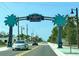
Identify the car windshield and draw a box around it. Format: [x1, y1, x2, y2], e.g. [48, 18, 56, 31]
[16, 41, 25, 43]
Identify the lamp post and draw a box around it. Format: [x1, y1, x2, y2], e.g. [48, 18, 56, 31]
[71, 8, 79, 48]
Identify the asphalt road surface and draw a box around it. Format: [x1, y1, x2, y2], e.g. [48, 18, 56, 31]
[23, 45, 57, 56]
[0, 43, 57, 56]
[0, 46, 33, 56]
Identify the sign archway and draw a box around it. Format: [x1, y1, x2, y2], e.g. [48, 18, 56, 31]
[4, 13, 68, 48]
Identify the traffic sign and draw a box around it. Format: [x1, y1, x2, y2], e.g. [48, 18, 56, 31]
[27, 13, 44, 22]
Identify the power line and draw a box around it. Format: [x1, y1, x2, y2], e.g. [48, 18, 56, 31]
[2, 2, 14, 13]
[1, 2, 15, 14]
[0, 3, 11, 14]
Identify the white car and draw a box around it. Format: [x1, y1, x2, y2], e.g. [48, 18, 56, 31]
[12, 40, 29, 50]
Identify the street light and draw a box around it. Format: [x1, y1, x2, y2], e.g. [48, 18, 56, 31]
[71, 8, 79, 48]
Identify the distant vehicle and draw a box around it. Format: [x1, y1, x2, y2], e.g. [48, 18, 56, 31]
[32, 42, 38, 46]
[12, 40, 29, 50]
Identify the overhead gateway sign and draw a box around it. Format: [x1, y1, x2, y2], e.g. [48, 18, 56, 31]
[27, 13, 44, 22]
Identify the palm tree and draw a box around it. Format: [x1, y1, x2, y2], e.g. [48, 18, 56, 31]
[4, 14, 17, 47]
[53, 14, 68, 48]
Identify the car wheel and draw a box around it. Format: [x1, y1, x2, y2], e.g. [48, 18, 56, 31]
[26, 48, 28, 50]
[12, 49, 15, 51]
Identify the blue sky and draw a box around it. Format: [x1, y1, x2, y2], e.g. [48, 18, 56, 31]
[0, 2, 79, 41]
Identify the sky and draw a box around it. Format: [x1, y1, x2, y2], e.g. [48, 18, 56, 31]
[0, 2, 79, 41]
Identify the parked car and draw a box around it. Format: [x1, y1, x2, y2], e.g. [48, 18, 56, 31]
[12, 40, 29, 50]
[32, 42, 38, 46]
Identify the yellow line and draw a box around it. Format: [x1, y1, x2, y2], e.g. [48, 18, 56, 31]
[16, 46, 39, 56]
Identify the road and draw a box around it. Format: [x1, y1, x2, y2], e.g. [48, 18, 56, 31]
[0, 45, 34, 56]
[23, 45, 57, 56]
[0, 42, 57, 56]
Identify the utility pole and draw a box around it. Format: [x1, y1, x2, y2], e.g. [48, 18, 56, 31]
[21, 26, 23, 40]
[26, 24, 28, 35]
[17, 21, 20, 40]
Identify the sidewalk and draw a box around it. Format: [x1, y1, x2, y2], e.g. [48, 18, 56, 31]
[0, 47, 10, 51]
[48, 42, 65, 56]
[48, 42, 79, 56]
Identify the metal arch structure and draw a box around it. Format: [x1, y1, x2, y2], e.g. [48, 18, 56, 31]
[16, 14, 54, 45]
[16, 16, 53, 22]
[16, 14, 53, 44]
[5, 13, 67, 48]
[16, 13, 67, 48]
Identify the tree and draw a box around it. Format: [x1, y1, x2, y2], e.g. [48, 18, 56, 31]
[17, 34, 30, 40]
[48, 16, 77, 46]
[47, 26, 58, 43]
[31, 35, 43, 42]
[0, 40, 6, 45]
[0, 32, 9, 38]
[38, 37, 43, 42]
[26, 35, 30, 39]
[4, 14, 17, 47]
[64, 17, 77, 45]
[47, 36, 52, 42]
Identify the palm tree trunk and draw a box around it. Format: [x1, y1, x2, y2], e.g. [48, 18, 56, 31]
[58, 26, 63, 48]
[8, 26, 13, 47]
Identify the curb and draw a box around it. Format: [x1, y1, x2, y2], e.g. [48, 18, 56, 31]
[48, 42, 65, 56]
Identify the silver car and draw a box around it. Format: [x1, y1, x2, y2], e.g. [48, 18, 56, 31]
[12, 40, 29, 50]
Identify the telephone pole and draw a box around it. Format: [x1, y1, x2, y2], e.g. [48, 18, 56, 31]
[26, 24, 28, 35]
[17, 21, 20, 40]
